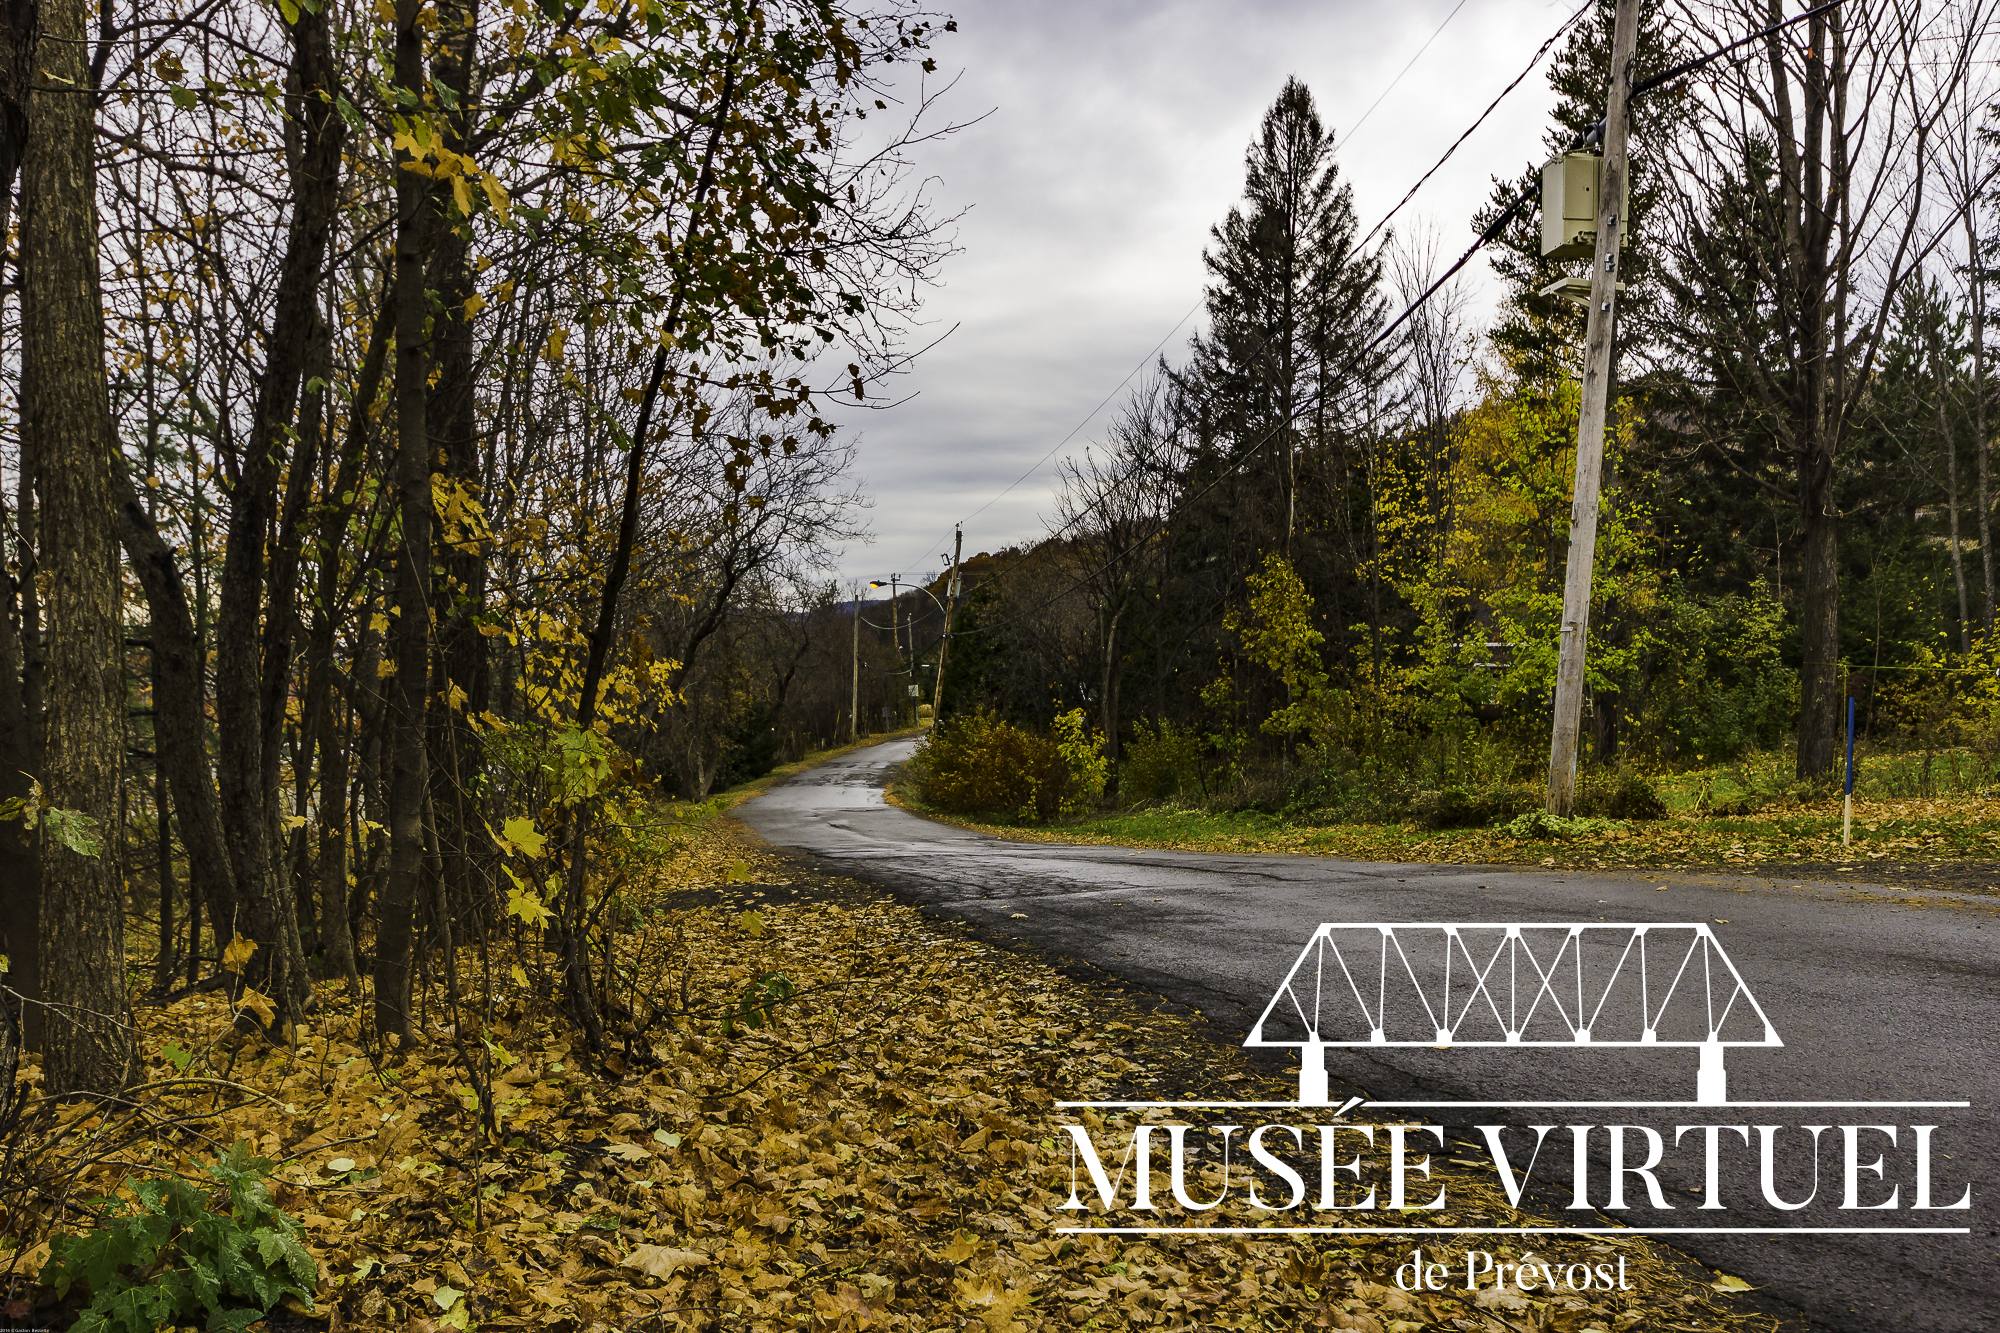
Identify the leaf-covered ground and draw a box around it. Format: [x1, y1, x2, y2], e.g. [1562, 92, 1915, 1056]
[908, 792, 2000, 891]
[6, 811, 1784, 1333]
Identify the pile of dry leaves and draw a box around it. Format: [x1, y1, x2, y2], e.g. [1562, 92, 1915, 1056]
[1, 816, 1776, 1333]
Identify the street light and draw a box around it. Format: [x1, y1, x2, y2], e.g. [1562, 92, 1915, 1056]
[873, 578, 949, 621]
[869, 576, 951, 728]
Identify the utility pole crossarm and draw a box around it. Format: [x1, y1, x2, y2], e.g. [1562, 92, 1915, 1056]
[1547, 0, 1640, 817]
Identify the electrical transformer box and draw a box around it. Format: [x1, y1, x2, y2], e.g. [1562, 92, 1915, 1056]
[1540, 152, 1624, 260]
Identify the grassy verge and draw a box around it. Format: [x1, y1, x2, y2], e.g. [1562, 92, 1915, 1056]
[1652, 744, 2000, 809]
[891, 781, 2000, 886]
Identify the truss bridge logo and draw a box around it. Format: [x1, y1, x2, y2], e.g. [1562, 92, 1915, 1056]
[1251, 923, 1776, 1106]
[1052, 921, 1974, 1241]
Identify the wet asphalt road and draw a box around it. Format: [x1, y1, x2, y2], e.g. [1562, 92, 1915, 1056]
[735, 740, 1999, 1333]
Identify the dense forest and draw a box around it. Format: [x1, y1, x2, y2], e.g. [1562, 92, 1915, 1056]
[915, 0, 2000, 823]
[0, 0, 961, 1098]
[0, 0, 1995, 1106]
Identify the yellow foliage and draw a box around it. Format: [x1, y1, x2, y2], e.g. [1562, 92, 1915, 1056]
[493, 815, 547, 858]
[431, 474, 492, 554]
[221, 934, 257, 974]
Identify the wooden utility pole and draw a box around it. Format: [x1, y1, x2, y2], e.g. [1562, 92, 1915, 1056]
[850, 584, 860, 742]
[933, 527, 964, 723]
[1547, 0, 1640, 816]
[889, 574, 903, 727]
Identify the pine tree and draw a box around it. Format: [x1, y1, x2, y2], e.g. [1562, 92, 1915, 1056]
[1179, 77, 1387, 559]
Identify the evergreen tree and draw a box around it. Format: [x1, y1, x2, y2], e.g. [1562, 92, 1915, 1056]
[1178, 77, 1387, 559]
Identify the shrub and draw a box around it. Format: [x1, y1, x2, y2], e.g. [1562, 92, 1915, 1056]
[1050, 708, 1109, 814]
[1577, 769, 1668, 821]
[40, 1140, 317, 1333]
[912, 708, 1068, 822]
[1498, 810, 1619, 841]
[1122, 718, 1205, 803]
[1410, 784, 1540, 830]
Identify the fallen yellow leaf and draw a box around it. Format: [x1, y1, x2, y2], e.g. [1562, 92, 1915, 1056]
[236, 987, 275, 1027]
[622, 1245, 712, 1280]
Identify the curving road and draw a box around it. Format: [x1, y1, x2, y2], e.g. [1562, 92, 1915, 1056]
[735, 739, 1998, 1333]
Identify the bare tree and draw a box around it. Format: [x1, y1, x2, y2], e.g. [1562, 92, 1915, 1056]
[1656, 0, 1993, 777]
[1052, 370, 1190, 768]
[1386, 227, 1477, 570]
[1938, 40, 2000, 631]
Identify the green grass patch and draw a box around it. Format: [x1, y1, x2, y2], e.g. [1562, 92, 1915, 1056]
[897, 786, 2000, 876]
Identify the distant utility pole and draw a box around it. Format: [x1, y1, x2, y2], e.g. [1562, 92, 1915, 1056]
[889, 573, 903, 727]
[933, 527, 964, 722]
[849, 583, 860, 743]
[1547, 0, 1640, 817]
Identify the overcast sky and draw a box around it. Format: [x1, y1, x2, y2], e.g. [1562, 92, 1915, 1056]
[827, 0, 1589, 594]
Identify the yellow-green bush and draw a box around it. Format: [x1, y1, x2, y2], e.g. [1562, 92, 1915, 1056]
[1050, 707, 1108, 814]
[912, 708, 1107, 822]
[1122, 717, 1205, 802]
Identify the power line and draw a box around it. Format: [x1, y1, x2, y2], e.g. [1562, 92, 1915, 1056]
[1368, 0, 1848, 356]
[909, 11, 1596, 614]
[908, 0, 1855, 603]
[951, 0, 1862, 642]
[1354, 0, 1593, 255]
[955, 303, 1202, 533]
[947, 362, 1382, 642]
[913, 0, 1579, 602]
[886, 0, 1512, 583]
[1630, 0, 1842, 99]
[1341, 0, 1476, 147]
[874, 302, 1201, 594]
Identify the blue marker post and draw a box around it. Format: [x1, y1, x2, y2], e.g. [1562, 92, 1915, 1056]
[1842, 694, 1857, 847]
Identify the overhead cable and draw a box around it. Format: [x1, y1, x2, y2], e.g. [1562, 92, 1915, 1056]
[914, 7, 1598, 615]
[950, 0, 1858, 641]
[890, 0, 1513, 580]
[1354, 0, 1595, 255]
[1341, 0, 1476, 148]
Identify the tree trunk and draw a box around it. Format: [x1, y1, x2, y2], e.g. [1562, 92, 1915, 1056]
[153, 762, 174, 994]
[24, 0, 133, 1094]
[270, 311, 331, 948]
[209, 2, 346, 1027]
[427, 0, 495, 936]
[1939, 346, 1971, 652]
[1795, 306, 1837, 777]
[112, 466, 237, 934]
[1770, 1, 1842, 783]
[1100, 604, 1123, 765]
[1969, 206, 1994, 634]
[308, 278, 391, 988]
[1796, 470, 1841, 779]
[375, 0, 435, 1044]
[0, 0, 41, 1056]
[0, 484, 38, 1051]
[315, 660, 357, 985]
